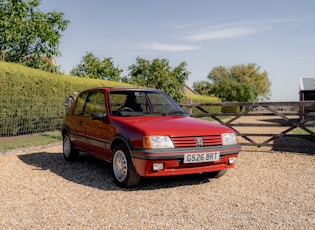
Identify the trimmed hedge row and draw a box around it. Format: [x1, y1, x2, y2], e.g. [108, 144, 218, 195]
[0, 96, 64, 136]
[182, 94, 222, 114]
[0, 62, 131, 136]
[0, 62, 222, 136]
[0, 62, 131, 98]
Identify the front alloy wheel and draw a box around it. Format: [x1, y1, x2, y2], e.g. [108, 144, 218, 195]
[112, 144, 140, 188]
[113, 150, 128, 182]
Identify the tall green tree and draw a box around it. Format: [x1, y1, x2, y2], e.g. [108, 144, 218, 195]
[209, 77, 258, 102]
[70, 52, 123, 81]
[194, 63, 271, 102]
[0, 0, 69, 72]
[193, 81, 213, 95]
[128, 57, 190, 102]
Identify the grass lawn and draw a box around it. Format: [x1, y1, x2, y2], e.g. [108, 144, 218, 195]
[0, 131, 62, 152]
[293, 127, 315, 142]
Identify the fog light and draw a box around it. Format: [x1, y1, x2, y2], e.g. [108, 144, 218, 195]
[228, 157, 237, 164]
[152, 163, 164, 171]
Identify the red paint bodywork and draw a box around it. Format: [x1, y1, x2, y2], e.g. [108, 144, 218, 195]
[62, 87, 241, 178]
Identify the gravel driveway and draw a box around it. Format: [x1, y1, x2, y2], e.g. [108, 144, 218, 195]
[0, 143, 314, 229]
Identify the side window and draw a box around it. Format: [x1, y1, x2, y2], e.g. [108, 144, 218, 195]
[83, 91, 106, 117]
[73, 92, 88, 116]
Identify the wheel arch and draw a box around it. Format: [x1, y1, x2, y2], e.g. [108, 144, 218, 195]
[110, 134, 133, 158]
[61, 125, 70, 136]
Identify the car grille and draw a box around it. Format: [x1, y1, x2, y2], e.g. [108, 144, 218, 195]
[171, 135, 222, 148]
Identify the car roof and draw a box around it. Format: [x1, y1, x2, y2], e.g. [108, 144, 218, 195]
[81, 87, 162, 92]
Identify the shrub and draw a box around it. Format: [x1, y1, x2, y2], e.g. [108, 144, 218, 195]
[221, 105, 241, 113]
[181, 94, 222, 114]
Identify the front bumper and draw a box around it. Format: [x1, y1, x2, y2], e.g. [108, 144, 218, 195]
[132, 144, 241, 177]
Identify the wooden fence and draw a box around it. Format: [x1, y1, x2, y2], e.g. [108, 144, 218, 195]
[181, 100, 315, 153]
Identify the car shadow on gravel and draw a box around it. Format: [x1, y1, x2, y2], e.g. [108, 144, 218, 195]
[272, 137, 315, 155]
[18, 152, 212, 191]
[255, 118, 315, 155]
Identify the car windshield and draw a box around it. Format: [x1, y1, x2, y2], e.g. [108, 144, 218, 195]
[109, 90, 187, 117]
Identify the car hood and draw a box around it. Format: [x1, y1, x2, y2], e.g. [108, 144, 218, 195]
[113, 115, 233, 136]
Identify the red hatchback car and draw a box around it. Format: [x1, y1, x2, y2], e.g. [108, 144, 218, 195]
[62, 87, 241, 187]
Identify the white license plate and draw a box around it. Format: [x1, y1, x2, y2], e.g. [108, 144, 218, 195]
[183, 152, 220, 164]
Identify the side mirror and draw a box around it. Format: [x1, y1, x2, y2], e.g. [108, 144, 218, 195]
[91, 112, 107, 120]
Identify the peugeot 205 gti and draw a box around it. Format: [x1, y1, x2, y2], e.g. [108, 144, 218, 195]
[62, 87, 241, 187]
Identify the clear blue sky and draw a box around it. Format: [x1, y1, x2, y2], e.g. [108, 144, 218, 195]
[41, 0, 315, 101]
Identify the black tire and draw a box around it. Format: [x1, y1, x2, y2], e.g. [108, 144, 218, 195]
[112, 144, 141, 188]
[63, 133, 79, 161]
[209, 168, 227, 178]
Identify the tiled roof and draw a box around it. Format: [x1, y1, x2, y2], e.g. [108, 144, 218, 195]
[183, 84, 198, 94]
[299, 77, 315, 91]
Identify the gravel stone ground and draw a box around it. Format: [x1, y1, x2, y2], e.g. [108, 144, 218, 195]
[0, 143, 314, 229]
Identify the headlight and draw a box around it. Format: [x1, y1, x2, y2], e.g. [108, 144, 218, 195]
[143, 136, 174, 149]
[221, 133, 237, 145]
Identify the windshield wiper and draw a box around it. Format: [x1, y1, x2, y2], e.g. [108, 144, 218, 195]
[160, 110, 187, 115]
[118, 111, 153, 117]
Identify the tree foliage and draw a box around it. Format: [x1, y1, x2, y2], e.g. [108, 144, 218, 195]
[209, 77, 258, 102]
[128, 57, 190, 102]
[193, 81, 212, 95]
[0, 0, 69, 72]
[194, 63, 271, 102]
[70, 52, 123, 81]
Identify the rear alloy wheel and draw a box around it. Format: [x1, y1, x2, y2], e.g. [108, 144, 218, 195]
[63, 133, 79, 161]
[112, 144, 140, 188]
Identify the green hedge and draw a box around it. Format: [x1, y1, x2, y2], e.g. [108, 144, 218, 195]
[0, 62, 131, 136]
[0, 96, 64, 136]
[181, 94, 222, 114]
[221, 105, 241, 113]
[0, 61, 131, 98]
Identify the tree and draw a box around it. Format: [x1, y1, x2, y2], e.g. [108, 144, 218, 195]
[70, 52, 123, 81]
[0, 0, 69, 72]
[194, 63, 271, 102]
[209, 77, 258, 102]
[193, 81, 213, 95]
[128, 57, 190, 102]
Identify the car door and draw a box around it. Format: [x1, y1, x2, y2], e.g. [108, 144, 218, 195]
[81, 90, 112, 159]
[70, 90, 111, 160]
[69, 91, 89, 150]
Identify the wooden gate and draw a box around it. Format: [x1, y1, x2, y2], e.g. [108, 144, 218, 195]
[181, 101, 315, 152]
